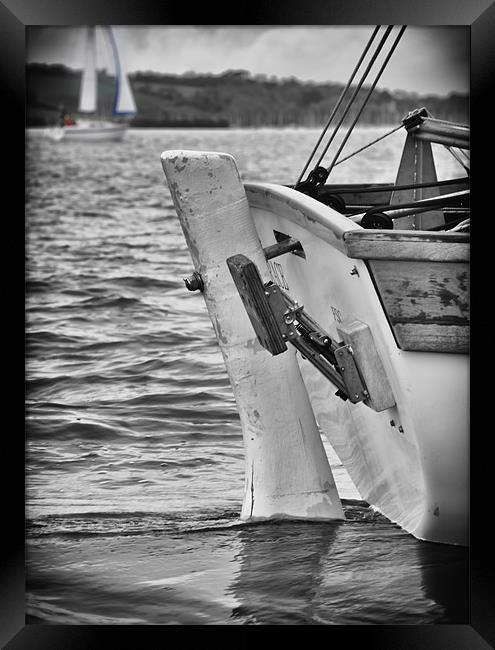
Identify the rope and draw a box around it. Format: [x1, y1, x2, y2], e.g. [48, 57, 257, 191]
[326, 26, 407, 177]
[295, 26, 381, 187]
[449, 218, 470, 232]
[312, 26, 394, 172]
[444, 146, 470, 173]
[332, 123, 403, 166]
[429, 216, 470, 232]
[362, 191, 469, 218]
[318, 176, 469, 194]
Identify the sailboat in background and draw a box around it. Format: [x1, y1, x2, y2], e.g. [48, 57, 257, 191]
[52, 26, 137, 142]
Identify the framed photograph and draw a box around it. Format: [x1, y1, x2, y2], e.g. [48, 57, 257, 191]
[4, 0, 493, 647]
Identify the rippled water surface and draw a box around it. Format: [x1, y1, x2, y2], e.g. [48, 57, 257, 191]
[26, 127, 468, 625]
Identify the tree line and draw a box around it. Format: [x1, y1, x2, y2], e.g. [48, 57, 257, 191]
[26, 64, 469, 128]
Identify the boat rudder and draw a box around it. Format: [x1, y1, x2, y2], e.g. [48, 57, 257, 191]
[161, 150, 344, 522]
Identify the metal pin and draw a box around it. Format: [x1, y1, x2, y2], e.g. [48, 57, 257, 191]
[184, 271, 204, 292]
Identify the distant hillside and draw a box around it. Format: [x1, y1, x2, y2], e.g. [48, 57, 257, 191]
[26, 63, 469, 128]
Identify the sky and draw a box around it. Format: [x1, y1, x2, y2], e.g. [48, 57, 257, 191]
[26, 25, 469, 97]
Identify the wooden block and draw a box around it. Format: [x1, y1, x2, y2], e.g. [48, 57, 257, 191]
[227, 254, 287, 355]
[337, 318, 396, 412]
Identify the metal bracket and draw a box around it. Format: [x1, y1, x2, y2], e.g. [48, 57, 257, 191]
[294, 165, 329, 198]
[227, 253, 369, 404]
[333, 344, 369, 403]
[263, 230, 306, 260]
[265, 282, 368, 403]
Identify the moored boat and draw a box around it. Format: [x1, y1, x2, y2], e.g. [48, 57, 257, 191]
[161, 26, 469, 546]
[54, 119, 130, 142]
[51, 26, 136, 143]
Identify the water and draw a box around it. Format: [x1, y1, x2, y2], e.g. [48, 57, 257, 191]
[26, 126, 468, 625]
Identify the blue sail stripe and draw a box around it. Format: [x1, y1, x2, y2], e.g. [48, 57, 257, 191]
[106, 26, 136, 116]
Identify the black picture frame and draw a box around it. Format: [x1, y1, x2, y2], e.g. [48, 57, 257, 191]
[4, 0, 494, 647]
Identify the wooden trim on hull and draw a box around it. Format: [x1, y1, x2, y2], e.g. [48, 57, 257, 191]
[342, 232, 469, 353]
[367, 259, 469, 353]
[343, 229, 469, 262]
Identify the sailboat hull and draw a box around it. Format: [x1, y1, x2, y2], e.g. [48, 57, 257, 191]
[245, 182, 469, 546]
[60, 121, 129, 142]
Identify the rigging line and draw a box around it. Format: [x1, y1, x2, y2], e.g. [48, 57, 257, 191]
[311, 25, 394, 173]
[315, 176, 469, 194]
[326, 25, 407, 177]
[363, 195, 469, 216]
[429, 216, 470, 232]
[295, 25, 381, 187]
[426, 117, 470, 129]
[449, 218, 470, 232]
[444, 146, 470, 173]
[332, 123, 403, 167]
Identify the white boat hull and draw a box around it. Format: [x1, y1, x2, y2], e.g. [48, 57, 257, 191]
[246, 183, 469, 546]
[54, 121, 129, 142]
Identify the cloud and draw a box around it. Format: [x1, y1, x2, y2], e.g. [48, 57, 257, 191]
[27, 27, 86, 68]
[26, 25, 469, 96]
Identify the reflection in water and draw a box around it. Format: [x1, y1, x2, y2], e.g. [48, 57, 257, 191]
[227, 521, 340, 624]
[416, 540, 469, 623]
[25, 513, 469, 624]
[226, 512, 469, 625]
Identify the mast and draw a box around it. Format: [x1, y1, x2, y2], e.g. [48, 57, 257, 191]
[78, 26, 97, 113]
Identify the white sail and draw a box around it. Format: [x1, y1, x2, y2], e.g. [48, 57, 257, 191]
[114, 69, 137, 115]
[107, 27, 137, 115]
[78, 27, 97, 113]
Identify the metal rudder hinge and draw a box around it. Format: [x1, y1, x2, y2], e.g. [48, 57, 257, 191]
[226, 253, 369, 404]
